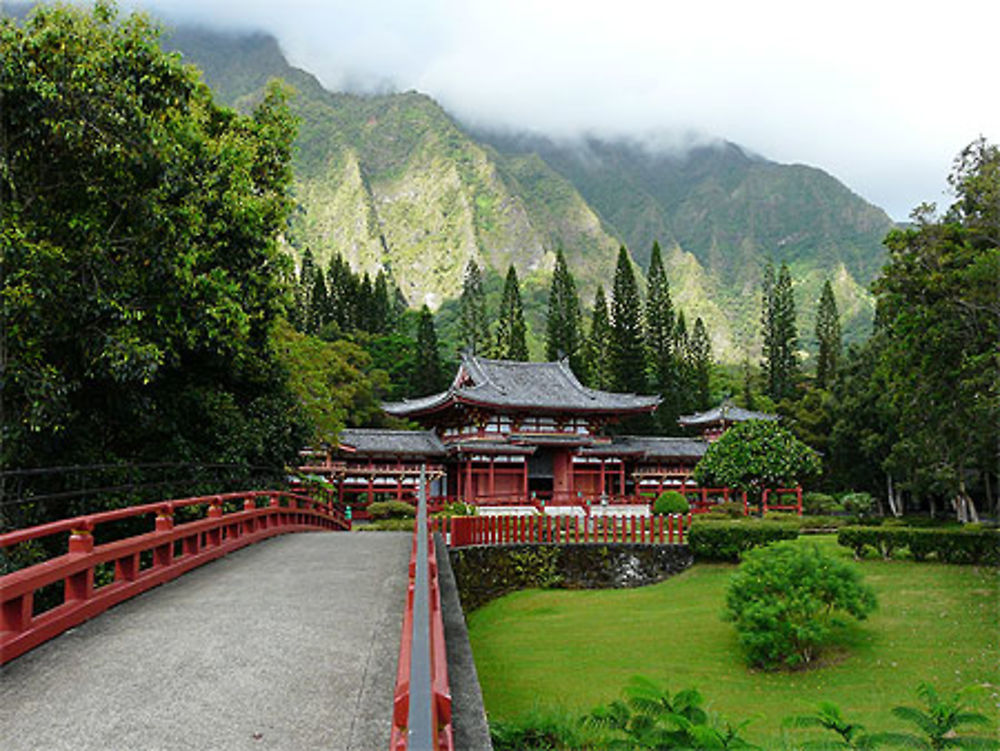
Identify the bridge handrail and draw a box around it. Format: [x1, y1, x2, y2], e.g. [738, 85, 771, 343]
[0, 490, 349, 664]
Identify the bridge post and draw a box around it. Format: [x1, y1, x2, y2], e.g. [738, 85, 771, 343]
[66, 520, 95, 603]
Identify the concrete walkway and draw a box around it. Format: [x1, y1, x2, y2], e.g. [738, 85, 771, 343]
[0, 531, 411, 751]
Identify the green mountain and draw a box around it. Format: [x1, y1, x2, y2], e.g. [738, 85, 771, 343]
[166, 26, 892, 362]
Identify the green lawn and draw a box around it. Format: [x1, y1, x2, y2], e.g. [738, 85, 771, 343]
[466, 536, 1000, 747]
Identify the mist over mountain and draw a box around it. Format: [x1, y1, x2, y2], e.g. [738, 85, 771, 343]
[168, 25, 894, 360]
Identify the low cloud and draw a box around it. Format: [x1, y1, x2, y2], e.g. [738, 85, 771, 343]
[124, 0, 1000, 219]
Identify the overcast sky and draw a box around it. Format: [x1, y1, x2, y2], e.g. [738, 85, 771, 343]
[132, 0, 998, 220]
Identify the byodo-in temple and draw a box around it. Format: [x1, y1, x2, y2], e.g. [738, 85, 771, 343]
[299, 354, 779, 514]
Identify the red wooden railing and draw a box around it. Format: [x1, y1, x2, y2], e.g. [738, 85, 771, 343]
[762, 487, 803, 514]
[431, 513, 690, 548]
[0, 491, 349, 664]
[390, 520, 453, 750]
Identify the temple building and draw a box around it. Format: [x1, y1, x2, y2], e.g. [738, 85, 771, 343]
[299, 354, 775, 511]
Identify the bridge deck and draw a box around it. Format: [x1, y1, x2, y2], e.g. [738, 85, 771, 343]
[1, 531, 410, 751]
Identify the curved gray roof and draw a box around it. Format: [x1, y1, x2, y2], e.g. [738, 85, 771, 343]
[383, 354, 660, 417]
[337, 428, 445, 457]
[678, 401, 777, 427]
[580, 435, 708, 460]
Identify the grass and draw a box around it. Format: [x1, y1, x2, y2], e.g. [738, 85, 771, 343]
[467, 535, 1000, 747]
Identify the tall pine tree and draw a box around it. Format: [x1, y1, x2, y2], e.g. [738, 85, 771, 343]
[413, 305, 444, 396]
[645, 241, 679, 428]
[584, 286, 612, 389]
[761, 260, 799, 401]
[814, 279, 841, 389]
[545, 248, 583, 370]
[493, 265, 529, 361]
[690, 317, 712, 410]
[459, 259, 490, 354]
[609, 246, 646, 393]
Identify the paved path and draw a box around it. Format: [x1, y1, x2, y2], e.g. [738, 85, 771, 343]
[1, 532, 411, 751]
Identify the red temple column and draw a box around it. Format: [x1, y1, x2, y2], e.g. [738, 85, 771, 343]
[489, 457, 496, 498]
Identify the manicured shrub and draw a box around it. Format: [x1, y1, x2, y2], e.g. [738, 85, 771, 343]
[654, 490, 689, 515]
[687, 520, 799, 562]
[725, 541, 877, 669]
[837, 526, 1000, 565]
[432, 501, 478, 518]
[358, 518, 415, 532]
[840, 492, 875, 519]
[366, 500, 416, 520]
[715, 500, 746, 518]
[802, 491, 839, 515]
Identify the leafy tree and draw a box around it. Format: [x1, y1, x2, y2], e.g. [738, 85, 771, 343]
[879, 683, 999, 750]
[609, 246, 646, 393]
[725, 541, 876, 669]
[692, 420, 821, 499]
[459, 258, 490, 354]
[690, 317, 712, 410]
[413, 305, 444, 395]
[584, 675, 759, 750]
[815, 279, 842, 389]
[544, 248, 583, 371]
[583, 285, 612, 389]
[761, 260, 799, 401]
[1, 3, 304, 473]
[872, 139, 999, 522]
[493, 265, 529, 361]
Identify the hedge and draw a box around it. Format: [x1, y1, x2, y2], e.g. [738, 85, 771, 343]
[838, 526, 1000, 565]
[687, 520, 800, 562]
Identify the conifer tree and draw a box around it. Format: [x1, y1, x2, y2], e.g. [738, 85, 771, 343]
[673, 311, 694, 412]
[609, 246, 646, 393]
[413, 305, 444, 395]
[493, 265, 529, 361]
[294, 249, 317, 331]
[814, 279, 841, 389]
[326, 254, 356, 332]
[545, 248, 583, 371]
[584, 286, 612, 389]
[645, 241, 681, 428]
[459, 259, 490, 354]
[371, 269, 393, 334]
[356, 272, 374, 332]
[761, 260, 799, 401]
[690, 317, 712, 410]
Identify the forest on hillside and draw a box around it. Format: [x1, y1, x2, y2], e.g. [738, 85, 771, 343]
[2, 4, 997, 527]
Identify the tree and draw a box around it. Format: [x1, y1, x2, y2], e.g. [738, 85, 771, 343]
[583, 286, 612, 389]
[493, 265, 528, 360]
[545, 248, 583, 371]
[458, 259, 490, 354]
[689, 317, 712, 410]
[646, 241, 681, 429]
[761, 260, 799, 401]
[371, 269, 393, 334]
[609, 246, 646, 393]
[872, 139, 1000, 522]
[725, 541, 876, 669]
[1, 3, 304, 474]
[692, 420, 821, 498]
[413, 305, 444, 395]
[815, 279, 841, 389]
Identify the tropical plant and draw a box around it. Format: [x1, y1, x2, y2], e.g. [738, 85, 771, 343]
[877, 683, 999, 750]
[784, 701, 880, 750]
[583, 675, 759, 750]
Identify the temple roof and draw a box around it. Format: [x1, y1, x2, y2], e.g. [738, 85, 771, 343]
[678, 400, 777, 427]
[579, 435, 708, 460]
[383, 353, 660, 417]
[336, 428, 445, 457]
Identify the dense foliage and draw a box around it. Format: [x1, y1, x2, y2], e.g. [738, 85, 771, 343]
[608, 246, 647, 393]
[814, 279, 842, 389]
[724, 541, 877, 669]
[493, 265, 529, 361]
[837, 526, 1000, 565]
[1, 4, 305, 482]
[692, 421, 821, 497]
[687, 520, 800, 562]
[653, 490, 689, 515]
[545, 249, 583, 372]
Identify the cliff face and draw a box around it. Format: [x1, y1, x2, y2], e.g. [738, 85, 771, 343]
[168, 27, 892, 361]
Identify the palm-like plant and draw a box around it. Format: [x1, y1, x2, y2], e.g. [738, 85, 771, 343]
[783, 701, 880, 750]
[583, 675, 759, 750]
[875, 683, 999, 750]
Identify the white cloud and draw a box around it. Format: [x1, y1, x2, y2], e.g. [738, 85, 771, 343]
[134, 0, 999, 219]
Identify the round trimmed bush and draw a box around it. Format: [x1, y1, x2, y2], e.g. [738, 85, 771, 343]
[366, 500, 416, 520]
[802, 492, 839, 515]
[654, 490, 689, 515]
